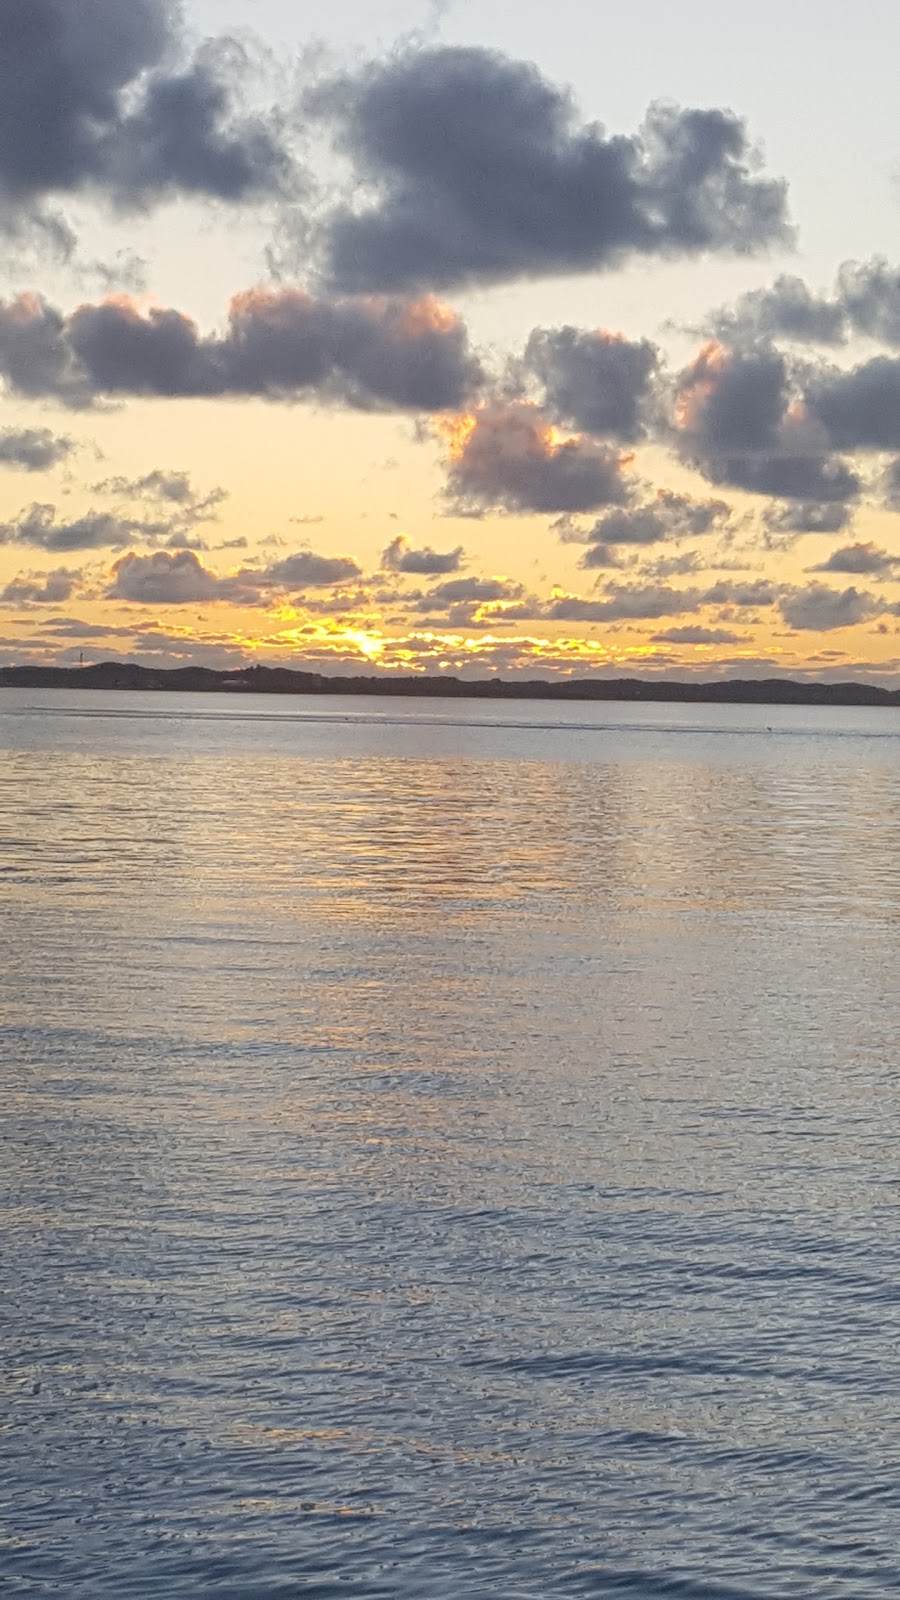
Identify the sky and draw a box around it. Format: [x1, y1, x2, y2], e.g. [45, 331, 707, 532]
[2, 0, 900, 682]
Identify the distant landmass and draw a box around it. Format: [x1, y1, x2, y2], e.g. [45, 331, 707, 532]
[1, 660, 898, 706]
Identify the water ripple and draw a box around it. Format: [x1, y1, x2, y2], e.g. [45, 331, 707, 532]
[2, 690, 900, 1597]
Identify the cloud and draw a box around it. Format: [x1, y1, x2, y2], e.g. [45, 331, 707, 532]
[677, 331, 900, 493]
[0, 289, 482, 412]
[574, 542, 629, 569]
[701, 578, 778, 608]
[307, 47, 789, 292]
[0, 567, 81, 606]
[778, 583, 879, 631]
[87, 250, 149, 296]
[0, 0, 294, 242]
[0, 470, 227, 552]
[709, 258, 900, 350]
[119, 631, 251, 670]
[523, 327, 660, 439]
[762, 501, 852, 537]
[0, 502, 149, 552]
[543, 575, 890, 633]
[405, 574, 531, 627]
[382, 535, 464, 574]
[0, 426, 74, 471]
[0, 295, 82, 402]
[416, 576, 522, 607]
[642, 550, 707, 579]
[674, 341, 861, 503]
[260, 551, 362, 588]
[883, 459, 900, 511]
[709, 275, 847, 346]
[676, 340, 789, 448]
[40, 617, 136, 638]
[806, 356, 900, 451]
[809, 542, 898, 577]
[652, 625, 743, 645]
[95, 468, 219, 507]
[438, 402, 632, 515]
[107, 548, 240, 605]
[836, 259, 900, 345]
[92, 469, 228, 538]
[548, 582, 703, 622]
[577, 489, 731, 563]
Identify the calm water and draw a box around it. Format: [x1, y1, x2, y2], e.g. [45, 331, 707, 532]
[2, 688, 900, 1598]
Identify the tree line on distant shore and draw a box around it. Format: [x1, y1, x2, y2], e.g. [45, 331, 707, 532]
[1, 661, 898, 707]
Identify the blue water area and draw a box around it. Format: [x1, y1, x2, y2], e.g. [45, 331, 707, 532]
[2, 691, 900, 1597]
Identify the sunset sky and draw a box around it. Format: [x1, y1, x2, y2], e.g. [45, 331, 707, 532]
[3, 0, 900, 681]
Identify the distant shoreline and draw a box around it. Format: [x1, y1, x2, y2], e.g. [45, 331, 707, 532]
[1, 661, 899, 708]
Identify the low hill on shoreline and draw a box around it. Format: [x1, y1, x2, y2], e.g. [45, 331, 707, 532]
[1, 660, 899, 707]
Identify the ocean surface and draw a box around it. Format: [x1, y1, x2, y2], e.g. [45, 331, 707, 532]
[2, 687, 900, 1599]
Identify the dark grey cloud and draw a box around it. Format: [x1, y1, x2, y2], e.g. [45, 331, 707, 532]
[107, 548, 248, 605]
[883, 458, 900, 510]
[116, 630, 251, 670]
[40, 617, 135, 638]
[523, 327, 660, 439]
[809, 542, 898, 577]
[675, 343, 861, 503]
[260, 551, 362, 588]
[0, 289, 482, 412]
[0, 0, 293, 238]
[382, 535, 464, 574]
[473, 598, 544, 623]
[0, 502, 147, 552]
[578, 489, 730, 562]
[441, 403, 631, 515]
[408, 574, 528, 626]
[95, 468, 217, 506]
[643, 550, 707, 579]
[763, 501, 852, 537]
[574, 542, 629, 569]
[0, 426, 74, 472]
[0, 567, 80, 606]
[836, 259, 900, 345]
[550, 575, 886, 632]
[678, 333, 900, 498]
[652, 625, 743, 645]
[163, 530, 210, 552]
[0, 466, 228, 552]
[806, 357, 900, 451]
[779, 583, 878, 631]
[308, 47, 789, 293]
[710, 275, 847, 346]
[707, 259, 900, 350]
[0, 295, 83, 401]
[701, 578, 778, 608]
[418, 576, 521, 606]
[92, 469, 228, 535]
[549, 583, 703, 623]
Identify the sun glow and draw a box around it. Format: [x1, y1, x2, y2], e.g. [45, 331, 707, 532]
[344, 629, 385, 660]
[433, 411, 478, 460]
[394, 295, 461, 337]
[675, 340, 730, 431]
